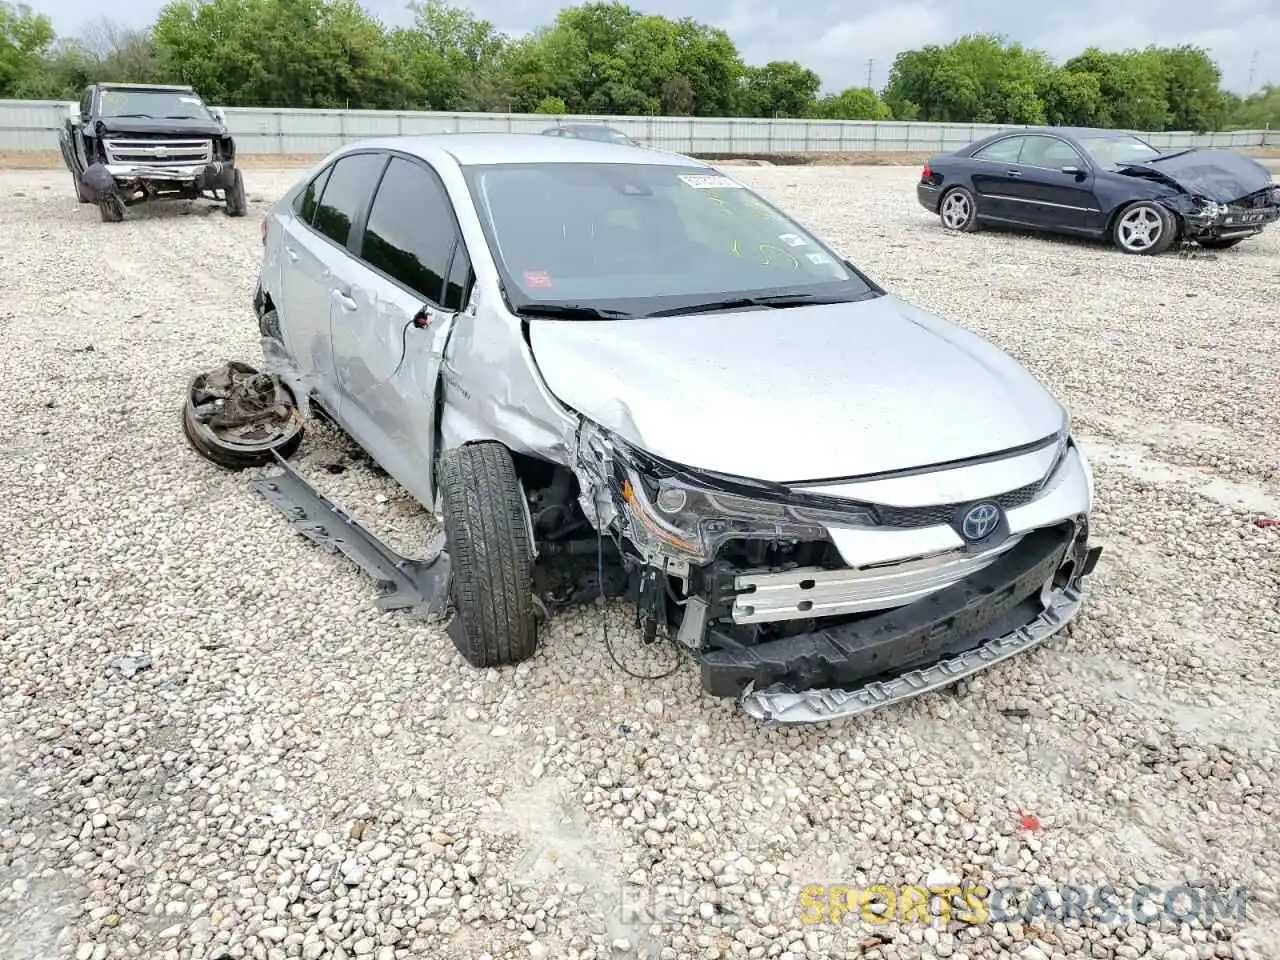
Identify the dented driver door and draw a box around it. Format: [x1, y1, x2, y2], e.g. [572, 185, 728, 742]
[328, 154, 470, 510]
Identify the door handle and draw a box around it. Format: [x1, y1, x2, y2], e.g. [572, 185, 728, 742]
[1006, 169, 1022, 177]
[333, 287, 357, 311]
[284, 246, 299, 261]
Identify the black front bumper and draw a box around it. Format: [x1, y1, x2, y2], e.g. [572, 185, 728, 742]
[699, 523, 1098, 699]
[1187, 203, 1279, 239]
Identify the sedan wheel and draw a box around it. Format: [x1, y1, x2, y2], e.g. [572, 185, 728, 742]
[1112, 201, 1175, 255]
[939, 187, 978, 232]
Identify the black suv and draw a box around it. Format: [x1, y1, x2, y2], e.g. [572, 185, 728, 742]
[59, 82, 246, 222]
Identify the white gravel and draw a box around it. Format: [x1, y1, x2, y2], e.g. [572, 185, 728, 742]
[1, 164, 1278, 960]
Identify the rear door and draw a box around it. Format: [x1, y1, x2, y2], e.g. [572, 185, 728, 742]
[967, 135, 1028, 221]
[330, 153, 472, 508]
[277, 151, 386, 411]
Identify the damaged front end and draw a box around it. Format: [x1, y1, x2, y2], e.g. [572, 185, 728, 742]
[1119, 149, 1280, 243]
[571, 418, 1101, 724]
[1175, 186, 1280, 242]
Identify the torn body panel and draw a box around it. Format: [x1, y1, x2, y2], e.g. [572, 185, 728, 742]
[566, 413, 1098, 718]
[1118, 148, 1275, 205]
[1117, 149, 1280, 242]
[254, 455, 452, 617]
[437, 300, 580, 467]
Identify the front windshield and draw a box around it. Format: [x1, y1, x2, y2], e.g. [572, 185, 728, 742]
[98, 89, 214, 121]
[1080, 135, 1162, 170]
[463, 161, 872, 316]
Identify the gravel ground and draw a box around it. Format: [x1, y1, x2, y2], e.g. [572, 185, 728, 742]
[1, 165, 1278, 960]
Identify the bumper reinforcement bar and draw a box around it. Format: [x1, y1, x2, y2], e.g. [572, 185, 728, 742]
[700, 526, 1096, 712]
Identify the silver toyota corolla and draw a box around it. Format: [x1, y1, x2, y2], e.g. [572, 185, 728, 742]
[252, 132, 1102, 723]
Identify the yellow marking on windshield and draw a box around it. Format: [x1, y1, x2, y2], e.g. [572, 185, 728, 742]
[758, 244, 800, 268]
[730, 238, 741, 257]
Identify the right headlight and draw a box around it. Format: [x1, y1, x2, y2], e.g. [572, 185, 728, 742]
[576, 419, 877, 565]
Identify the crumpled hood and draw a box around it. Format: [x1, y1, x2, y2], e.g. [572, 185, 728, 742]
[93, 117, 227, 139]
[527, 294, 1066, 484]
[1119, 148, 1275, 204]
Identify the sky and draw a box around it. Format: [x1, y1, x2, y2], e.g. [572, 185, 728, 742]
[28, 0, 1279, 97]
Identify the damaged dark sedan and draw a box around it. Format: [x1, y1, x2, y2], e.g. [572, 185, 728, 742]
[244, 133, 1102, 724]
[917, 127, 1280, 254]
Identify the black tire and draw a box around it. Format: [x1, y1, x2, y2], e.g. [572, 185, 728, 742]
[938, 186, 979, 233]
[1196, 236, 1245, 250]
[1110, 201, 1176, 255]
[72, 172, 89, 204]
[226, 169, 247, 217]
[181, 361, 304, 470]
[99, 195, 124, 222]
[438, 442, 537, 669]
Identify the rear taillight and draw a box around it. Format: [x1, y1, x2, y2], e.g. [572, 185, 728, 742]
[921, 162, 933, 180]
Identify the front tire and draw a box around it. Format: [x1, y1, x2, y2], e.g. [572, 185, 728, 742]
[938, 186, 979, 233]
[439, 442, 537, 669]
[226, 169, 246, 217]
[1111, 201, 1175, 255]
[98, 194, 124, 222]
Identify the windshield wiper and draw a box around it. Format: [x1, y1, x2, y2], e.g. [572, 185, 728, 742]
[644, 291, 875, 318]
[109, 113, 155, 119]
[515, 303, 634, 320]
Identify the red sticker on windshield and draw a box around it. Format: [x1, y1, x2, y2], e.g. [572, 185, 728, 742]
[523, 270, 553, 289]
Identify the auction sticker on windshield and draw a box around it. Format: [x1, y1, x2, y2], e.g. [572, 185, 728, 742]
[523, 270, 553, 289]
[678, 174, 743, 189]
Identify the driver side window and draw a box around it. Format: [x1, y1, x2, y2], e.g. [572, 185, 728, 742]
[358, 155, 471, 311]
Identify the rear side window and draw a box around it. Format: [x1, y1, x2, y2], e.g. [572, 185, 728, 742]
[360, 156, 460, 304]
[973, 137, 1025, 164]
[313, 152, 387, 248]
[296, 165, 332, 225]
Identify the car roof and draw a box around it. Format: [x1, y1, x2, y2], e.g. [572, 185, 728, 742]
[332, 132, 698, 168]
[96, 82, 197, 93]
[981, 126, 1145, 141]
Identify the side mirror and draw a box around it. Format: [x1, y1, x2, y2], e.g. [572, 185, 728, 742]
[1060, 165, 1083, 177]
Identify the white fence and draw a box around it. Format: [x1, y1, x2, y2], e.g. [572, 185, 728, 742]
[2, 98, 1276, 156]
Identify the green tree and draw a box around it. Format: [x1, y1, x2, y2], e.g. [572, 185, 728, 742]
[151, 0, 412, 109]
[1154, 45, 1226, 131]
[1060, 48, 1169, 129]
[810, 87, 893, 120]
[738, 61, 820, 117]
[1038, 67, 1103, 126]
[501, 4, 743, 117]
[1224, 84, 1280, 129]
[0, 1, 54, 96]
[392, 0, 508, 110]
[884, 35, 1050, 124]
